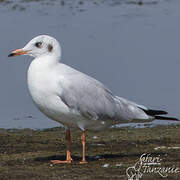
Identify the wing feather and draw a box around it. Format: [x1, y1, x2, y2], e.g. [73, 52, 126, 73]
[58, 68, 118, 120]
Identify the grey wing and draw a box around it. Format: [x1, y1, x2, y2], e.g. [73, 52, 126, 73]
[59, 73, 119, 120]
[115, 96, 148, 110]
[57, 65, 149, 121]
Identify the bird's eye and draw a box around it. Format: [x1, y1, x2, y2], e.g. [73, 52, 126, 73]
[35, 42, 42, 48]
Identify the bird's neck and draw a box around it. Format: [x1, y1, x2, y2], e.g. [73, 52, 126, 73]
[37, 54, 60, 64]
[30, 54, 60, 72]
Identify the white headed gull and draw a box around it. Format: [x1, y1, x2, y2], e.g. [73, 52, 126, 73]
[8, 35, 178, 164]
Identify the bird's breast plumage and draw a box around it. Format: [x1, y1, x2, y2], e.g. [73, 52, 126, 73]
[27, 57, 73, 124]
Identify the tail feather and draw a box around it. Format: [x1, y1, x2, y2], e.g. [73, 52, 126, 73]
[139, 107, 179, 121]
[155, 115, 179, 121]
[139, 108, 168, 116]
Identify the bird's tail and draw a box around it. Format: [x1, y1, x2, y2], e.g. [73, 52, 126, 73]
[154, 115, 179, 121]
[139, 108, 179, 121]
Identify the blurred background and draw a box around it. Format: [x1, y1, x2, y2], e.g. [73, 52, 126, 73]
[0, 0, 180, 129]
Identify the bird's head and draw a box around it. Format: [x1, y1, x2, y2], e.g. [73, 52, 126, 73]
[8, 35, 62, 59]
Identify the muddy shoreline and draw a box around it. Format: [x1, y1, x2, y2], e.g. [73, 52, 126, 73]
[0, 125, 179, 179]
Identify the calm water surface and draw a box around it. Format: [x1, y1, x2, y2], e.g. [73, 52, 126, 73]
[0, 0, 180, 129]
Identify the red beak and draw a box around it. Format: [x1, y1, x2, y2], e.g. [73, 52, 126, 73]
[8, 48, 30, 57]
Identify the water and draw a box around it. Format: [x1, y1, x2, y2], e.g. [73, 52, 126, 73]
[0, 0, 180, 129]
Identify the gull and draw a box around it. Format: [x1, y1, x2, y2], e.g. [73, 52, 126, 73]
[8, 35, 178, 164]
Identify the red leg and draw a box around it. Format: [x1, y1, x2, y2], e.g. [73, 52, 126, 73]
[80, 131, 87, 164]
[51, 129, 72, 164]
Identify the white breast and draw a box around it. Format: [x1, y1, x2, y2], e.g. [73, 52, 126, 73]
[27, 56, 74, 125]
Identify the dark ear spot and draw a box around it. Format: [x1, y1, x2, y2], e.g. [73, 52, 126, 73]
[48, 44, 53, 52]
